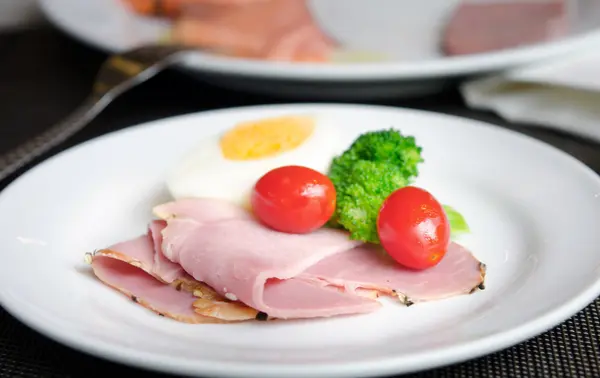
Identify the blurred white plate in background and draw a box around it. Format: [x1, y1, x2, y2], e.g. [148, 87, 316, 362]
[38, 0, 600, 99]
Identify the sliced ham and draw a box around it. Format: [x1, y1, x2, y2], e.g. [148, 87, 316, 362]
[442, 1, 568, 56]
[149, 220, 186, 283]
[153, 197, 251, 223]
[105, 220, 182, 283]
[154, 199, 485, 319]
[89, 197, 486, 322]
[91, 253, 215, 323]
[157, 202, 381, 319]
[168, 0, 337, 62]
[89, 222, 260, 323]
[301, 243, 485, 305]
[122, 0, 272, 18]
[266, 24, 336, 62]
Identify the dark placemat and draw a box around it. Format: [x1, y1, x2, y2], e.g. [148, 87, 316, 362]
[1, 299, 599, 378]
[1, 26, 600, 378]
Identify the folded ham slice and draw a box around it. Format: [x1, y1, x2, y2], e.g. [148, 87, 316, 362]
[301, 243, 485, 306]
[169, 0, 337, 62]
[91, 253, 218, 323]
[89, 219, 260, 323]
[153, 199, 485, 319]
[88, 198, 486, 322]
[156, 200, 381, 319]
[442, 1, 568, 56]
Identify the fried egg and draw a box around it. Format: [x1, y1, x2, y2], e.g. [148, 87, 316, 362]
[166, 114, 343, 208]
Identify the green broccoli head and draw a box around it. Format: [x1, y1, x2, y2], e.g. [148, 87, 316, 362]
[338, 129, 424, 182]
[327, 129, 423, 243]
[332, 160, 408, 243]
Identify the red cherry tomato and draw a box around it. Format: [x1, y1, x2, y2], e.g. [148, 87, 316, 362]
[377, 186, 450, 270]
[251, 165, 336, 234]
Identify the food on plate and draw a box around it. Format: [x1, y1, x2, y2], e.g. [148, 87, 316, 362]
[442, 1, 568, 56]
[166, 114, 342, 208]
[251, 165, 337, 234]
[122, 0, 272, 18]
[88, 219, 259, 323]
[443, 204, 470, 236]
[87, 198, 485, 322]
[123, 0, 570, 63]
[301, 242, 485, 307]
[121, 0, 180, 17]
[86, 114, 485, 323]
[326, 129, 470, 247]
[122, 0, 337, 62]
[154, 199, 379, 319]
[377, 186, 450, 270]
[327, 129, 424, 243]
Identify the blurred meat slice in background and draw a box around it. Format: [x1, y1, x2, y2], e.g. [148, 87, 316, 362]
[122, 0, 272, 19]
[442, 0, 569, 56]
[122, 0, 336, 62]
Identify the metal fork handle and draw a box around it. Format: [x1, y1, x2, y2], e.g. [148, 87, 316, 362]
[0, 95, 110, 183]
[0, 45, 188, 184]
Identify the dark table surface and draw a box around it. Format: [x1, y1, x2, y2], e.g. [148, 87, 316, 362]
[1, 23, 599, 378]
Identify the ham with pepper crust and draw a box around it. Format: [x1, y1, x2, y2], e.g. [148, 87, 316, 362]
[89, 198, 486, 322]
[89, 219, 261, 322]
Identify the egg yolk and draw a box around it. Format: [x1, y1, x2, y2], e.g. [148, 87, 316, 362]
[220, 116, 315, 160]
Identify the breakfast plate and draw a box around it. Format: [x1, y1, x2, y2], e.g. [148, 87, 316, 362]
[38, 0, 600, 99]
[1, 104, 600, 378]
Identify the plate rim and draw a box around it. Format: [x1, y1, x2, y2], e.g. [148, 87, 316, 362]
[1, 103, 600, 378]
[39, 0, 600, 81]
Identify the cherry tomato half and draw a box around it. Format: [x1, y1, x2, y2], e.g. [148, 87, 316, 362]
[251, 165, 336, 234]
[377, 186, 450, 270]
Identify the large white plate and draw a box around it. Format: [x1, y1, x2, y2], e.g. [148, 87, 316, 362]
[38, 0, 600, 98]
[1, 104, 600, 377]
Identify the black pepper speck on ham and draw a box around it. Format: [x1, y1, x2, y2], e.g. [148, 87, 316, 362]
[88, 198, 486, 323]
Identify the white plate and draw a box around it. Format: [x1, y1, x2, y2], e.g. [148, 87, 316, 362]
[1, 104, 600, 378]
[38, 0, 600, 99]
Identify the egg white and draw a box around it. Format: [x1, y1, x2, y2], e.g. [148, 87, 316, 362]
[166, 116, 344, 207]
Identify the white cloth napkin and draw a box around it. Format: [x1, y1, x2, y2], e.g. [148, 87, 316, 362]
[461, 50, 600, 142]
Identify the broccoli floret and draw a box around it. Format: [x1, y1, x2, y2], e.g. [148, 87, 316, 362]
[332, 129, 423, 182]
[333, 161, 408, 243]
[327, 129, 424, 243]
